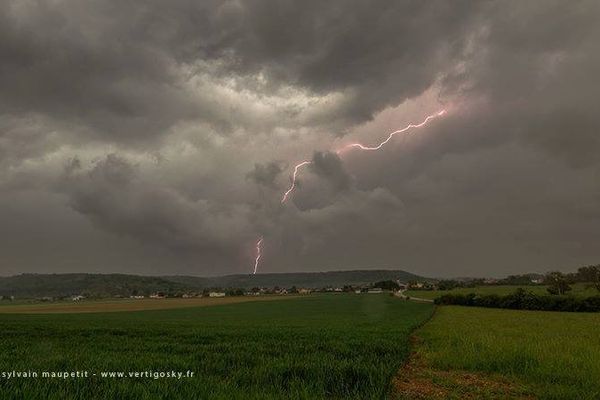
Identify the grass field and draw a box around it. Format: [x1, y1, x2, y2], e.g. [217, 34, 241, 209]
[404, 283, 597, 300]
[0, 296, 291, 314]
[0, 294, 432, 399]
[412, 306, 600, 399]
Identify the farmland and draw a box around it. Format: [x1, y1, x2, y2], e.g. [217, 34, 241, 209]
[0, 296, 290, 314]
[2, 291, 598, 399]
[400, 306, 600, 399]
[0, 294, 432, 399]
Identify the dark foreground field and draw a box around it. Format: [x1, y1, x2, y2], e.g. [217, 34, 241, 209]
[0, 294, 432, 399]
[0, 296, 290, 313]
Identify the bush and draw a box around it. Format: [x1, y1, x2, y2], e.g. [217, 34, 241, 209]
[434, 290, 600, 312]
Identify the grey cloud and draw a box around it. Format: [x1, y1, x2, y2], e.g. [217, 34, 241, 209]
[200, 0, 481, 126]
[309, 152, 351, 192]
[246, 162, 283, 189]
[59, 154, 255, 254]
[441, 0, 600, 166]
[0, 0, 480, 147]
[288, 151, 353, 211]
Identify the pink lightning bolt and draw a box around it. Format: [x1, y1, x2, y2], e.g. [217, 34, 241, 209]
[253, 237, 263, 274]
[252, 108, 448, 273]
[280, 109, 447, 203]
[281, 160, 312, 203]
[338, 109, 446, 153]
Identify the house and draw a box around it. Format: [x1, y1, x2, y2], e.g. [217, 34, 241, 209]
[71, 295, 85, 301]
[209, 292, 226, 298]
[150, 292, 166, 299]
[298, 288, 311, 294]
[368, 288, 383, 294]
[130, 295, 145, 299]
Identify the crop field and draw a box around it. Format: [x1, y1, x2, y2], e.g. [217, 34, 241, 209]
[0, 294, 432, 399]
[0, 296, 290, 314]
[404, 283, 597, 300]
[409, 306, 600, 399]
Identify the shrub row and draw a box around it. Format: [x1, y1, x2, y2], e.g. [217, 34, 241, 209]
[434, 289, 600, 312]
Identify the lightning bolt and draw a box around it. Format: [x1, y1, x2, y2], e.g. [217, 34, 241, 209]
[281, 161, 312, 203]
[338, 109, 447, 152]
[253, 108, 448, 273]
[281, 109, 447, 203]
[253, 237, 263, 275]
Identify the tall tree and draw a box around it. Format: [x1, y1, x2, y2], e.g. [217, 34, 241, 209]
[577, 265, 600, 292]
[545, 272, 572, 295]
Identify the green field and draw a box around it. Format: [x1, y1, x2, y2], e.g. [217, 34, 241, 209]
[415, 306, 600, 399]
[0, 294, 432, 399]
[405, 283, 597, 300]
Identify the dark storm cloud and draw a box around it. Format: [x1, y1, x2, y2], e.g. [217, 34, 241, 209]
[290, 151, 354, 211]
[1, 0, 599, 277]
[309, 152, 351, 193]
[246, 162, 283, 189]
[0, 1, 194, 142]
[442, 0, 600, 167]
[200, 0, 480, 123]
[0, 0, 479, 146]
[59, 154, 255, 252]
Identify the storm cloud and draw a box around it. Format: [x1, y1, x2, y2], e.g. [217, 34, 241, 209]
[1, 0, 599, 277]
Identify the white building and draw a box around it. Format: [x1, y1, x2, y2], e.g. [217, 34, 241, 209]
[209, 292, 226, 297]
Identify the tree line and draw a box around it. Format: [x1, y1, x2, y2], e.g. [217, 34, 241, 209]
[435, 288, 600, 312]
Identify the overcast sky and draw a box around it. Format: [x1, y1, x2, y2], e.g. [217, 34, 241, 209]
[1, 0, 599, 278]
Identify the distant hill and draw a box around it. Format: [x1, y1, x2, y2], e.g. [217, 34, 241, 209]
[0, 274, 191, 299]
[0, 270, 428, 298]
[165, 269, 427, 290]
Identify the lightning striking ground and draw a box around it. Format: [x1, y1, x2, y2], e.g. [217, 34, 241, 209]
[253, 109, 448, 273]
[252, 237, 263, 275]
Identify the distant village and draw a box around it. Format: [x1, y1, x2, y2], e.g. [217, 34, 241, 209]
[3, 271, 583, 303]
[106, 281, 406, 301]
[24, 279, 411, 302]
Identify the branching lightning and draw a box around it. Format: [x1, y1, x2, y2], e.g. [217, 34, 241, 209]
[252, 109, 448, 273]
[281, 109, 447, 204]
